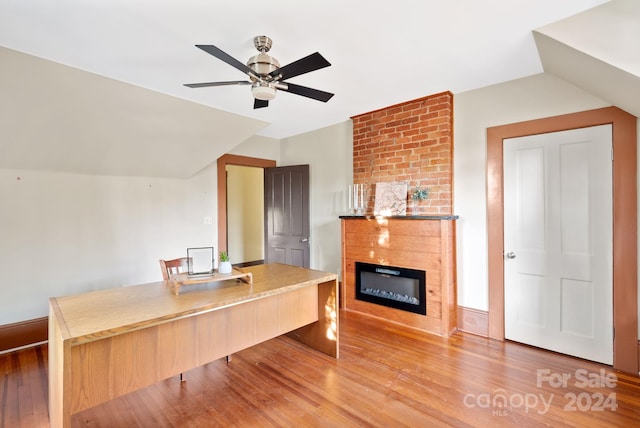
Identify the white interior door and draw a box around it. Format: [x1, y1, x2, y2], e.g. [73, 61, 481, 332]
[503, 125, 613, 365]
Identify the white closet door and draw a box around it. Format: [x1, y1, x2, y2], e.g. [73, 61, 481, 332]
[503, 125, 613, 365]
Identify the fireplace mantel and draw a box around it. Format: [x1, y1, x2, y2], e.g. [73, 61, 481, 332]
[339, 215, 459, 220]
[341, 217, 457, 336]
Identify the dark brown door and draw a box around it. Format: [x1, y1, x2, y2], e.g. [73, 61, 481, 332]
[264, 165, 310, 267]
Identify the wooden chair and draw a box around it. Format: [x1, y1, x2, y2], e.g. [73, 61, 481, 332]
[158, 257, 232, 377]
[159, 257, 189, 281]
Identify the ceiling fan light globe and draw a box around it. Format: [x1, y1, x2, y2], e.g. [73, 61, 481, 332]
[252, 84, 276, 101]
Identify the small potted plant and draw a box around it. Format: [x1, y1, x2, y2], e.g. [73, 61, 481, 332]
[218, 250, 232, 274]
[411, 186, 429, 201]
[410, 186, 429, 214]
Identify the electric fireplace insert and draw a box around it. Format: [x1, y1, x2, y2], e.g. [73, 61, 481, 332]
[355, 261, 426, 315]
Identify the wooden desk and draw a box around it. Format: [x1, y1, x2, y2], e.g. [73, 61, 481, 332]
[48, 264, 338, 428]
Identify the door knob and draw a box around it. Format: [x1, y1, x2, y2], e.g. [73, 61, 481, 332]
[301, 237, 310, 243]
[506, 252, 516, 259]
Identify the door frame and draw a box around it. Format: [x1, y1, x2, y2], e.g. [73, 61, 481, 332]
[487, 106, 638, 374]
[217, 154, 276, 254]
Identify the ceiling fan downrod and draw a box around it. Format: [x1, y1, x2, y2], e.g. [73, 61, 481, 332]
[247, 36, 281, 80]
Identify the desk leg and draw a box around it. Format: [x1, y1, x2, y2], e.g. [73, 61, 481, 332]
[179, 355, 230, 381]
[287, 279, 339, 358]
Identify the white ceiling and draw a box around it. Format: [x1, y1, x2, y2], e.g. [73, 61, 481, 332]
[0, 0, 609, 140]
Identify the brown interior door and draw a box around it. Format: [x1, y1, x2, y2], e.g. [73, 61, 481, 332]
[264, 164, 310, 267]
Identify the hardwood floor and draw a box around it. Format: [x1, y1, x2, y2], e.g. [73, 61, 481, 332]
[2, 310, 639, 427]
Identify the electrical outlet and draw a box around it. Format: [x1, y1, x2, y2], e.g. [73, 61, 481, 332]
[203, 216, 213, 225]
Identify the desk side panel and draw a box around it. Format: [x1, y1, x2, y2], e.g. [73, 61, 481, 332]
[70, 285, 319, 414]
[49, 300, 71, 428]
[287, 280, 339, 358]
[70, 310, 230, 414]
[276, 283, 319, 334]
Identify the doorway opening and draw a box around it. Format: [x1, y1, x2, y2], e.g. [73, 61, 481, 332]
[226, 164, 264, 266]
[217, 154, 276, 265]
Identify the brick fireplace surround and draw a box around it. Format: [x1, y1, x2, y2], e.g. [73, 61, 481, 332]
[341, 92, 457, 336]
[351, 91, 453, 215]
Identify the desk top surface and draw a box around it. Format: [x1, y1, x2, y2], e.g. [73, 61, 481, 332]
[49, 263, 337, 344]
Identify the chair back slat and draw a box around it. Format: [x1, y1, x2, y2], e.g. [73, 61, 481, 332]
[159, 258, 189, 280]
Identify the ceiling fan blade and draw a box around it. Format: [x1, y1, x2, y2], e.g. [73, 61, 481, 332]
[184, 81, 251, 88]
[281, 82, 334, 102]
[269, 52, 330, 80]
[254, 99, 269, 109]
[195, 44, 257, 78]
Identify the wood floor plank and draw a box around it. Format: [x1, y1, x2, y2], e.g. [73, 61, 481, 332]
[1, 309, 639, 427]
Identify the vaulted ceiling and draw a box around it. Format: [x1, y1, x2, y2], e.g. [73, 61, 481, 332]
[1, 0, 637, 178]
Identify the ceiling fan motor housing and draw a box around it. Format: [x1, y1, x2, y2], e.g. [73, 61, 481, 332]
[247, 53, 280, 79]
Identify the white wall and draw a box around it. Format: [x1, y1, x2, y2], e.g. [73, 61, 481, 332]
[280, 120, 353, 277]
[230, 135, 281, 162]
[0, 166, 217, 325]
[453, 73, 611, 311]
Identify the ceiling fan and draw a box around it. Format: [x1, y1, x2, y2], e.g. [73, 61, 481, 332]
[184, 35, 334, 109]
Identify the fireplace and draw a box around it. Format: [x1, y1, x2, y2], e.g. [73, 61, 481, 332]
[341, 217, 457, 336]
[355, 262, 426, 315]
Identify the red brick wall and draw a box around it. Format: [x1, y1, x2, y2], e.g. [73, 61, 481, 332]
[351, 92, 453, 215]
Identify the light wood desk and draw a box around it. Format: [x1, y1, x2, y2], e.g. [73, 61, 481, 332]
[48, 263, 338, 428]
